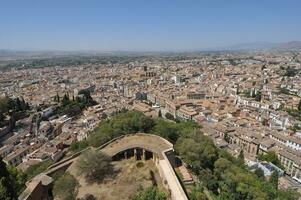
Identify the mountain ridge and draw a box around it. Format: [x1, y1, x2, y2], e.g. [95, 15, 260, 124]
[0, 41, 301, 58]
[205, 41, 301, 51]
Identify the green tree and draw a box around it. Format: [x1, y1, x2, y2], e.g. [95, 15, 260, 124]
[101, 112, 108, 119]
[255, 91, 262, 102]
[213, 158, 233, 178]
[70, 140, 89, 152]
[26, 102, 30, 110]
[223, 133, 230, 143]
[175, 131, 218, 171]
[258, 151, 284, 169]
[237, 150, 245, 166]
[88, 111, 154, 147]
[56, 93, 60, 102]
[62, 93, 70, 106]
[189, 185, 207, 200]
[158, 110, 162, 118]
[53, 173, 78, 200]
[20, 97, 25, 111]
[152, 119, 178, 143]
[298, 99, 301, 111]
[8, 166, 27, 196]
[16, 97, 22, 111]
[284, 67, 297, 77]
[131, 186, 166, 200]
[0, 157, 26, 199]
[0, 111, 4, 122]
[0, 98, 9, 113]
[165, 112, 175, 120]
[255, 168, 265, 179]
[198, 168, 218, 194]
[269, 171, 279, 189]
[0, 158, 15, 200]
[76, 150, 113, 183]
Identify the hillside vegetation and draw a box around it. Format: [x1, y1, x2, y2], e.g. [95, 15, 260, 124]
[67, 111, 299, 200]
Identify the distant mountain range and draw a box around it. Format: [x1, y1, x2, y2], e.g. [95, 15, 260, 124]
[0, 41, 301, 60]
[277, 41, 301, 50]
[206, 41, 301, 51]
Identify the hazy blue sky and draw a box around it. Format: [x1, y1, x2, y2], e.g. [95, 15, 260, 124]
[0, 0, 300, 51]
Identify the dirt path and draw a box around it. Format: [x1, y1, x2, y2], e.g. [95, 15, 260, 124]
[68, 158, 167, 200]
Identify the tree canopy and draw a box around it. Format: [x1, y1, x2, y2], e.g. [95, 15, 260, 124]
[0, 97, 30, 113]
[269, 171, 279, 190]
[255, 91, 262, 102]
[258, 151, 284, 169]
[87, 111, 155, 147]
[76, 149, 113, 183]
[53, 173, 78, 200]
[0, 157, 26, 200]
[131, 186, 166, 200]
[68, 111, 299, 200]
[254, 168, 265, 179]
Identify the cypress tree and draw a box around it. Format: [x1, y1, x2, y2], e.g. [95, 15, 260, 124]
[57, 93, 60, 102]
[21, 97, 26, 111]
[158, 110, 162, 118]
[16, 98, 21, 111]
[26, 102, 30, 110]
[0, 157, 16, 199]
[269, 171, 279, 189]
[237, 150, 245, 166]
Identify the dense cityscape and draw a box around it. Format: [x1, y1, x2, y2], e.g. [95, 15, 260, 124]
[1, 1, 301, 200]
[1, 49, 301, 200]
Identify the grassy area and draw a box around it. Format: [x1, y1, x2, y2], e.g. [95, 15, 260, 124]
[67, 158, 168, 200]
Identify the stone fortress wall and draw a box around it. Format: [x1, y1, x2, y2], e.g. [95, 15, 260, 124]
[19, 133, 188, 200]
